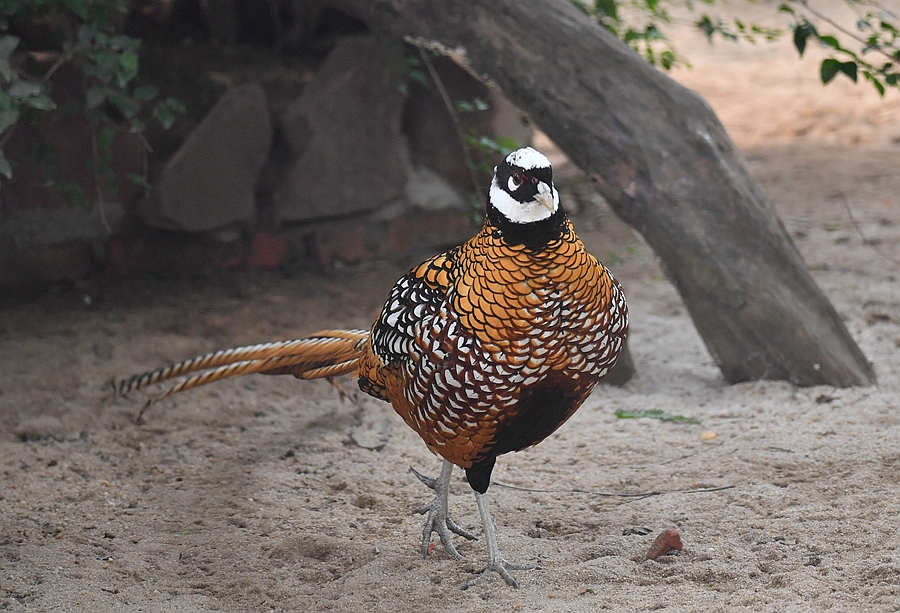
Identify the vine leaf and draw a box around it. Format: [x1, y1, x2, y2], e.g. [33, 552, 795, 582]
[821, 58, 858, 83]
[793, 20, 817, 56]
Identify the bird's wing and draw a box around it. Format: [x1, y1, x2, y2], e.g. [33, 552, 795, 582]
[369, 251, 454, 364]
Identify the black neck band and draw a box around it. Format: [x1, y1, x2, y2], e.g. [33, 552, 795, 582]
[486, 204, 568, 251]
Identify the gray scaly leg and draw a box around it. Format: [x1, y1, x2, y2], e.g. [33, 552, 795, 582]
[412, 459, 477, 560]
[464, 491, 535, 589]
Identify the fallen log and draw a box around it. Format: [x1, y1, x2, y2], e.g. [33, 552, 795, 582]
[330, 0, 875, 386]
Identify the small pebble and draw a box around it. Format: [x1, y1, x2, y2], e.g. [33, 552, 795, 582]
[645, 528, 684, 560]
[700, 431, 717, 441]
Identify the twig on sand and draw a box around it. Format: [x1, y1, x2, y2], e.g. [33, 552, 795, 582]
[492, 481, 735, 502]
[839, 192, 900, 268]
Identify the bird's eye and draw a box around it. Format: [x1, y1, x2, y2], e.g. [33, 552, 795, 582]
[507, 172, 525, 192]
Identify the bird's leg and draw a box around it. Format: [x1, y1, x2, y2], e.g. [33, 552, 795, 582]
[412, 460, 477, 560]
[464, 491, 535, 589]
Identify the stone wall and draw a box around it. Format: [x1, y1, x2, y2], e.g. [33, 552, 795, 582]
[0, 3, 531, 291]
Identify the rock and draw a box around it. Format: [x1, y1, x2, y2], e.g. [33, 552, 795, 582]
[284, 206, 475, 267]
[275, 36, 407, 222]
[401, 139, 468, 212]
[0, 204, 125, 247]
[3, 243, 93, 286]
[644, 529, 684, 561]
[0, 203, 125, 287]
[142, 82, 272, 232]
[13, 416, 66, 442]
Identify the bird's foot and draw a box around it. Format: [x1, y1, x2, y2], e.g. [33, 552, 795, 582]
[411, 462, 477, 560]
[464, 556, 536, 590]
[463, 490, 537, 589]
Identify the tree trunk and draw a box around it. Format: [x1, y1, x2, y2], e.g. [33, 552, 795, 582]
[330, 0, 875, 387]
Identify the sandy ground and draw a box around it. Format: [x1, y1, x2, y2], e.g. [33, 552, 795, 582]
[3, 6, 900, 612]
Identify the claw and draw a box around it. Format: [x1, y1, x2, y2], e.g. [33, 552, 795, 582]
[410, 460, 476, 560]
[446, 516, 476, 540]
[410, 465, 438, 490]
[463, 558, 536, 589]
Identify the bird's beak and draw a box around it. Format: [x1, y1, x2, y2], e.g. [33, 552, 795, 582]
[535, 181, 556, 213]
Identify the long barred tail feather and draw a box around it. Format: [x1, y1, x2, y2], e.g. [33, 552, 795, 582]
[118, 329, 369, 412]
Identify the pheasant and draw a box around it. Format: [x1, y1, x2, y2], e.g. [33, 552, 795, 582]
[119, 147, 628, 588]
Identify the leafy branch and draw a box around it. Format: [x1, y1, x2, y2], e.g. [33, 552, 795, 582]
[696, 14, 782, 45]
[0, 36, 55, 178]
[0, 0, 184, 201]
[573, 0, 899, 96]
[779, 0, 899, 96]
[574, 0, 683, 70]
[406, 46, 523, 207]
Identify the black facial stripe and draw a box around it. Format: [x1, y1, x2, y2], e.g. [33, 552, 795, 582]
[497, 158, 554, 203]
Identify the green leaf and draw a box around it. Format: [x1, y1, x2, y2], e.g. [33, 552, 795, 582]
[23, 93, 55, 111]
[118, 50, 139, 84]
[127, 117, 145, 133]
[153, 97, 184, 129]
[614, 409, 702, 425]
[0, 35, 19, 59]
[0, 107, 19, 134]
[86, 85, 106, 109]
[818, 35, 840, 50]
[697, 15, 715, 40]
[595, 0, 618, 22]
[660, 50, 675, 70]
[820, 58, 840, 83]
[838, 60, 858, 82]
[476, 135, 499, 151]
[495, 136, 520, 154]
[571, 0, 591, 16]
[61, 0, 89, 20]
[0, 58, 12, 84]
[407, 69, 428, 88]
[109, 93, 139, 118]
[98, 127, 116, 152]
[0, 35, 19, 81]
[133, 84, 157, 101]
[821, 59, 858, 84]
[8, 81, 43, 98]
[793, 21, 816, 56]
[0, 152, 11, 179]
[127, 172, 149, 189]
[77, 23, 93, 44]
